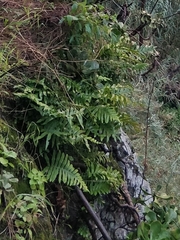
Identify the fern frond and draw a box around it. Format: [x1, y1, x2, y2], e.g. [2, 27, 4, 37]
[85, 162, 123, 195]
[88, 180, 112, 196]
[95, 152, 111, 164]
[44, 150, 88, 192]
[90, 105, 119, 123]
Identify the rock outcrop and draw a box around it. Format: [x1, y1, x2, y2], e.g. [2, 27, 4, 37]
[93, 130, 153, 240]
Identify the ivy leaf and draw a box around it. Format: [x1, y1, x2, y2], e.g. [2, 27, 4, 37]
[5, 150, 17, 159]
[150, 221, 171, 240]
[165, 208, 177, 224]
[145, 211, 157, 222]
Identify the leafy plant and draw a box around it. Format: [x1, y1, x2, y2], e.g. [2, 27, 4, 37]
[0, 194, 48, 240]
[85, 162, 122, 196]
[0, 142, 17, 168]
[44, 150, 88, 192]
[28, 168, 47, 196]
[77, 223, 91, 240]
[129, 200, 180, 240]
[12, 1, 150, 198]
[0, 170, 18, 194]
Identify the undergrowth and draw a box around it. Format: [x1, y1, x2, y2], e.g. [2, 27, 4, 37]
[1, 0, 180, 239]
[131, 73, 180, 208]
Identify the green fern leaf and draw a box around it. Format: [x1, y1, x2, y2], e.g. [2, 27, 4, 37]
[85, 162, 123, 195]
[90, 105, 119, 124]
[44, 150, 88, 192]
[89, 181, 111, 196]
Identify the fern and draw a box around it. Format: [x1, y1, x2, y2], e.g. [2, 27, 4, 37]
[88, 181, 112, 196]
[44, 150, 88, 192]
[13, 0, 148, 198]
[90, 105, 119, 124]
[85, 162, 123, 196]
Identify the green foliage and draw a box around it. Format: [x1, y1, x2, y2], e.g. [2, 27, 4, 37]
[0, 170, 18, 194]
[129, 200, 180, 240]
[60, 2, 147, 80]
[160, 107, 180, 136]
[14, 74, 132, 194]
[12, 1, 149, 198]
[44, 150, 88, 192]
[2, 0, 180, 239]
[28, 168, 47, 196]
[0, 142, 17, 168]
[77, 223, 91, 240]
[85, 162, 122, 195]
[0, 194, 48, 240]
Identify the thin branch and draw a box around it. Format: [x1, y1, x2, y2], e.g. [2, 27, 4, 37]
[150, 0, 159, 14]
[129, 22, 147, 37]
[141, 55, 160, 77]
[163, 10, 180, 19]
[119, 184, 141, 225]
[111, 195, 140, 225]
[143, 77, 155, 172]
[139, 0, 146, 9]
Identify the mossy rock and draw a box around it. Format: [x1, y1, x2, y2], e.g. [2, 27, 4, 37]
[33, 215, 57, 240]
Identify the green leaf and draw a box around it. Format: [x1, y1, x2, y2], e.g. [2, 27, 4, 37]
[45, 133, 52, 150]
[3, 182, 11, 190]
[137, 221, 150, 239]
[27, 228, 33, 239]
[156, 193, 173, 200]
[165, 208, 177, 224]
[65, 15, 78, 26]
[4, 150, 17, 159]
[145, 211, 157, 222]
[9, 177, 18, 183]
[44, 150, 88, 192]
[150, 221, 162, 240]
[0, 157, 8, 167]
[83, 60, 99, 74]
[156, 184, 162, 192]
[85, 23, 91, 33]
[71, 2, 78, 12]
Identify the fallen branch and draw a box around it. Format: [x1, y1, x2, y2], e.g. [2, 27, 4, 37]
[75, 186, 112, 240]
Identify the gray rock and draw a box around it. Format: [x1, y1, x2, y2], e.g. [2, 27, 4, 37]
[94, 129, 153, 240]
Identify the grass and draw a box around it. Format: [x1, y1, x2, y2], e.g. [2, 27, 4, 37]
[131, 79, 180, 207]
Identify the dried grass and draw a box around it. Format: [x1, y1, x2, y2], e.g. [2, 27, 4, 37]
[0, 0, 70, 67]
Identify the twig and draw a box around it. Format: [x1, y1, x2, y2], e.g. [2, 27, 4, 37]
[119, 184, 141, 225]
[129, 22, 147, 37]
[111, 195, 140, 225]
[143, 77, 155, 172]
[163, 10, 180, 19]
[150, 0, 160, 14]
[141, 54, 160, 77]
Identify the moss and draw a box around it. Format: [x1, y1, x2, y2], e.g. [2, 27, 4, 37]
[33, 215, 56, 240]
[16, 179, 31, 194]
